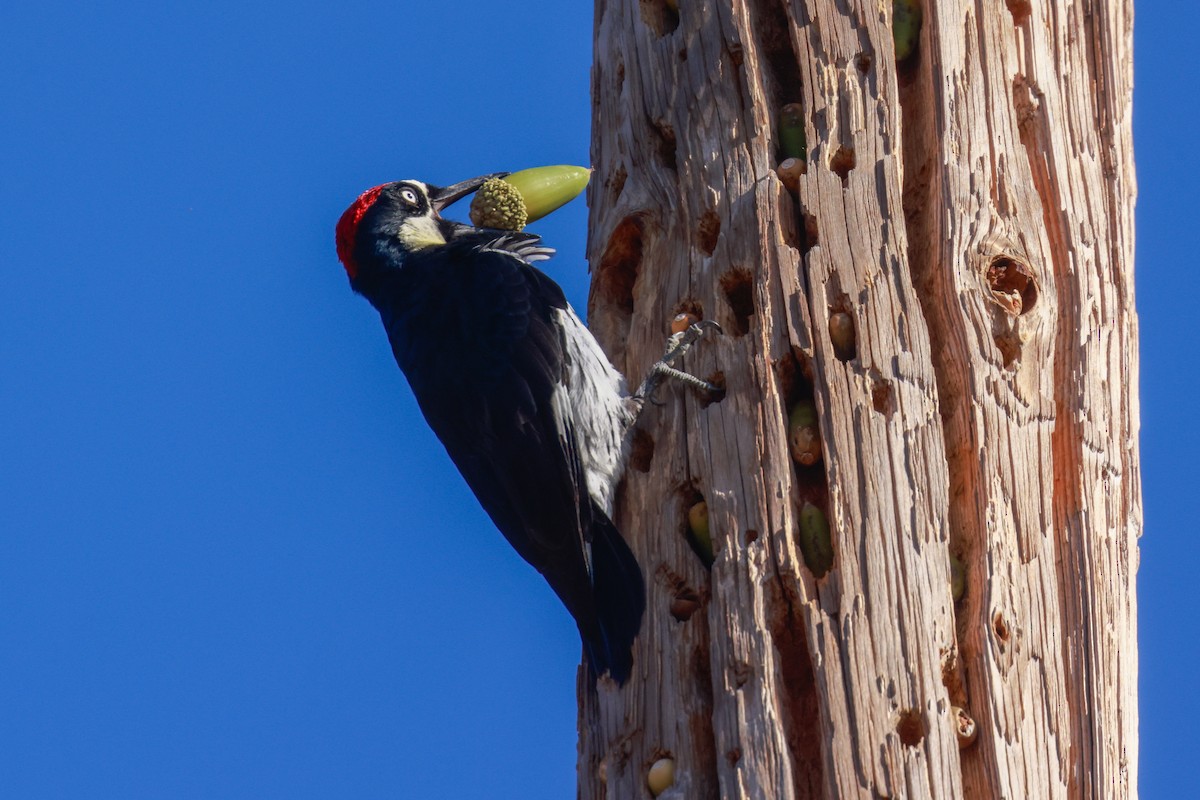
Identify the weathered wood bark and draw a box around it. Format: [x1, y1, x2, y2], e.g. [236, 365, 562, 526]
[579, 1, 1137, 799]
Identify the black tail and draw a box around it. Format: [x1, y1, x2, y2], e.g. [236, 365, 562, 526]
[583, 508, 645, 684]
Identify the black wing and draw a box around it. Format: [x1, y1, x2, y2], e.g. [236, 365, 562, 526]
[383, 233, 602, 632]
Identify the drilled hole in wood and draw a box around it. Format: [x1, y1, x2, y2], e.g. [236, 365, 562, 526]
[595, 215, 645, 315]
[629, 428, 654, 473]
[697, 209, 720, 255]
[896, 709, 927, 747]
[1005, 0, 1032, 25]
[638, 0, 679, 37]
[766, 579, 826, 797]
[669, 588, 701, 622]
[872, 377, 896, 416]
[700, 371, 727, 407]
[672, 298, 704, 321]
[720, 267, 755, 336]
[992, 611, 1010, 643]
[800, 210, 820, 256]
[745, 528, 759, 544]
[940, 645, 960, 694]
[747, 0, 804, 105]
[733, 660, 753, 688]
[994, 331, 1021, 369]
[651, 118, 677, 169]
[780, 203, 802, 251]
[986, 255, 1037, 315]
[726, 748, 742, 766]
[830, 146, 856, 186]
[855, 52, 873, 73]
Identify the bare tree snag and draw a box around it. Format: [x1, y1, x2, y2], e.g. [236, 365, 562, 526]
[580, 1, 1137, 799]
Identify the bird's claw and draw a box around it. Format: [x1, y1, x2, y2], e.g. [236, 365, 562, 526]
[661, 320, 724, 367]
[633, 319, 724, 404]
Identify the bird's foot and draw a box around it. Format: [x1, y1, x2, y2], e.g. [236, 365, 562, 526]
[634, 321, 724, 404]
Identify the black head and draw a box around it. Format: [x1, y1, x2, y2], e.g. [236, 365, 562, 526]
[335, 175, 504, 280]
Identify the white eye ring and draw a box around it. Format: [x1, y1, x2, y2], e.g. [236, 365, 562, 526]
[400, 188, 419, 205]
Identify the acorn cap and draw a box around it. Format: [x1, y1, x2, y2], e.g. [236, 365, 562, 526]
[469, 177, 528, 231]
[469, 165, 591, 231]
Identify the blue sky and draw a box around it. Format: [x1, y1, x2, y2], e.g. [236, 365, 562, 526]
[0, 2, 1193, 797]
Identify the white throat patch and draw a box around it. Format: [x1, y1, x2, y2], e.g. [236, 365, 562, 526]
[397, 214, 445, 250]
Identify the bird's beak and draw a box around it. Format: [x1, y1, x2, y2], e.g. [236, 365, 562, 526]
[429, 173, 508, 213]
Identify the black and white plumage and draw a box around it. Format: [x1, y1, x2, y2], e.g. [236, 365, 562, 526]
[335, 176, 719, 683]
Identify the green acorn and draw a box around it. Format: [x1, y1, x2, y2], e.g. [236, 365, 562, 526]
[893, 0, 923, 63]
[950, 554, 965, 603]
[799, 501, 834, 577]
[469, 165, 591, 231]
[779, 103, 807, 161]
[687, 500, 714, 567]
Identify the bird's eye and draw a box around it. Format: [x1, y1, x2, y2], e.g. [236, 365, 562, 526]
[400, 188, 419, 206]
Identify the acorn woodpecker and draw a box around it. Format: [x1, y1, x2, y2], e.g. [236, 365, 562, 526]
[335, 175, 718, 683]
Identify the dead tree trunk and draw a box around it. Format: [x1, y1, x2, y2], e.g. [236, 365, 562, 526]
[579, 1, 1138, 799]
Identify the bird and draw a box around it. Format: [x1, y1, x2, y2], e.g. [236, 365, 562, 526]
[334, 175, 719, 683]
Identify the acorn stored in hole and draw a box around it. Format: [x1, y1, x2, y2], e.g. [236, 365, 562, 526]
[671, 312, 699, 334]
[776, 158, 805, 193]
[828, 311, 856, 360]
[799, 501, 834, 577]
[669, 591, 701, 622]
[952, 706, 978, 749]
[950, 554, 965, 603]
[779, 103, 807, 160]
[469, 165, 591, 231]
[647, 758, 676, 796]
[788, 400, 822, 466]
[893, 0, 923, 63]
[687, 500, 714, 566]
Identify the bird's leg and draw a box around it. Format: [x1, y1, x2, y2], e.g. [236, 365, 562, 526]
[615, 321, 722, 486]
[632, 320, 724, 407]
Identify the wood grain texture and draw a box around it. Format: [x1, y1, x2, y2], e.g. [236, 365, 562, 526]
[580, 1, 1137, 798]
